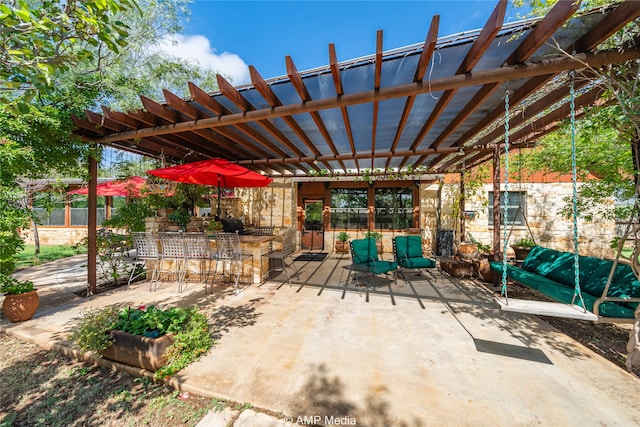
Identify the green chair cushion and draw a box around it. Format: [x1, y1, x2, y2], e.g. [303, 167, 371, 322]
[351, 238, 378, 264]
[401, 257, 436, 269]
[394, 236, 423, 259]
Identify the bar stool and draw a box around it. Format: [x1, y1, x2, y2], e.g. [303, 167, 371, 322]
[183, 232, 215, 293]
[156, 232, 187, 292]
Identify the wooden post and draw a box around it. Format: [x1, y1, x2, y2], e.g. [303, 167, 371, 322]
[459, 171, 466, 242]
[492, 144, 501, 263]
[88, 155, 97, 294]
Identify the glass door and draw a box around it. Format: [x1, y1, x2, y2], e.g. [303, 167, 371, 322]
[302, 200, 324, 250]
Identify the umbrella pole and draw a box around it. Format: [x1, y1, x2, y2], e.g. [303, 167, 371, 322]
[216, 178, 221, 219]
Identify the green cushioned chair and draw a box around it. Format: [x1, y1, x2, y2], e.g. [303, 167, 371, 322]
[393, 236, 436, 279]
[349, 238, 397, 290]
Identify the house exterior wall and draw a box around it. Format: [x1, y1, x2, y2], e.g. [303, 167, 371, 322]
[464, 182, 617, 258]
[26, 177, 617, 259]
[236, 178, 297, 231]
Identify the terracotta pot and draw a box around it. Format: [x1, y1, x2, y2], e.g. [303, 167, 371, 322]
[2, 290, 39, 322]
[335, 241, 349, 254]
[473, 258, 497, 284]
[99, 330, 175, 371]
[458, 242, 478, 260]
[512, 246, 532, 261]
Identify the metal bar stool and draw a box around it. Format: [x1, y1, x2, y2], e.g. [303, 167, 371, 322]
[156, 232, 187, 292]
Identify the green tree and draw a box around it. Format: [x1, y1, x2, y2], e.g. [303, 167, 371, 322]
[513, 0, 640, 221]
[0, 0, 139, 112]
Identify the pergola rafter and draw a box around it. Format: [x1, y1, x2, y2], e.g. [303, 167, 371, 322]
[72, 1, 640, 177]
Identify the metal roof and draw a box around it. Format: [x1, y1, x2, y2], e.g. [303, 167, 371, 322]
[73, 0, 640, 177]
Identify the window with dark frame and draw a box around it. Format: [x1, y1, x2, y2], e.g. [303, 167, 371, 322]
[330, 188, 368, 230]
[488, 191, 526, 226]
[374, 187, 413, 230]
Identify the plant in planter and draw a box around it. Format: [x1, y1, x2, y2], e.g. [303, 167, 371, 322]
[167, 209, 191, 231]
[511, 237, 537, 261]
[364, 231, 383, 253]
[1, 274, 38, 322]
[335, 231, 350, 254]
[68, 304, 213, 378]
[207, 219, 223, 232]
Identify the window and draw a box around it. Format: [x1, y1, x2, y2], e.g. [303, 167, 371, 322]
[70, 195, 106, 226]
[488, 191, 526, 226]
[33, 193, 66, 226]
[374, 187, 413, 230]
[330, 188, 368, 229]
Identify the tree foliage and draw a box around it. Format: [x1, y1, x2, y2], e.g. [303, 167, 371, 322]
[511, 0, 640, 222]
[0, 0, 223, 276]
[0, 0, 139, 112]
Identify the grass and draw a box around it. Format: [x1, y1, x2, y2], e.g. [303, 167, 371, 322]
[15, 244, 86, 269]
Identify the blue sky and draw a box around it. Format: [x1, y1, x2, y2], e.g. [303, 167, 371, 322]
[158, 1, 530, 85]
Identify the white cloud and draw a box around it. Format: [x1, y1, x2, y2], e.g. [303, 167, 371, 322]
[154, 34, 250, 85]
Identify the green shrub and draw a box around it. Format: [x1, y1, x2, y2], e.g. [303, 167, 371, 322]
[364, 231, 382, 240]
[0, 274, 34, 294]
[69, 304, 214, 379]
[513, 237, 536, 249]
[337, 231, 350, 242]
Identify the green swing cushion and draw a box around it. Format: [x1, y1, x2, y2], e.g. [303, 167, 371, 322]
[521, 246, 561, 275]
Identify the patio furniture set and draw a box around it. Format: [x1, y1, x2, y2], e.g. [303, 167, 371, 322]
[347, 235, 437, 291]
[129, 228, 298, 294]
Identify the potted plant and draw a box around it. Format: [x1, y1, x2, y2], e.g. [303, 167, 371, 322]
[68, 304, 213, 377]
[335, 231, 350, 254]
[364, 230, 383, 253]
[1, 275, 38, 323]
[167, 209, 191, 231]
[511, 237, 536, 261]
[206, 219, 223, 233]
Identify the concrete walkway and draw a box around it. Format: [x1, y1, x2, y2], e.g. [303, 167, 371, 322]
[3, 254, 640, 426]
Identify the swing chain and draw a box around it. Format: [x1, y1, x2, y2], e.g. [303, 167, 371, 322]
[570, 70, 588, 310]
[501, 85, 510, 298]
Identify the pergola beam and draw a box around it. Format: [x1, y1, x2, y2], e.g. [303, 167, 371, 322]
[92, 48, 640, 145]
[329, 43, 359, 171]
[385, 14, 439, 170]
[286, 56, 345, 172]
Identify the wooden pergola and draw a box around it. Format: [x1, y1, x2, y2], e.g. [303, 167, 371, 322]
[74, 0, 640, 292]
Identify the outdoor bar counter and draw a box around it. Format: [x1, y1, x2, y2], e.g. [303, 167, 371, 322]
[143, 220, 276, 286]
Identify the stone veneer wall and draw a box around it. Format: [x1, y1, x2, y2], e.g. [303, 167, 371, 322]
[464, 182, 617, 258]
[21, 227, 88, 246]
[236, 178, 297, 232]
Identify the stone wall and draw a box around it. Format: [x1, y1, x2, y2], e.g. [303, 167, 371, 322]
[237, 178, 297, 231]
[20, 227, 87, 246]
[464, 182, 617, 258]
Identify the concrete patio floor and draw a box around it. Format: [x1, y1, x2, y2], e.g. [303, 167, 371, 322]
[3, 253, 640, 426]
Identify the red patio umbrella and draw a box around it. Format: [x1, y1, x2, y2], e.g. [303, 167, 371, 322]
[67, 176, 148, 197]
[146, 158, 272, 217]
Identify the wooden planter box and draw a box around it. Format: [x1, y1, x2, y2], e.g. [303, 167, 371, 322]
[99, 330, 175, 371]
